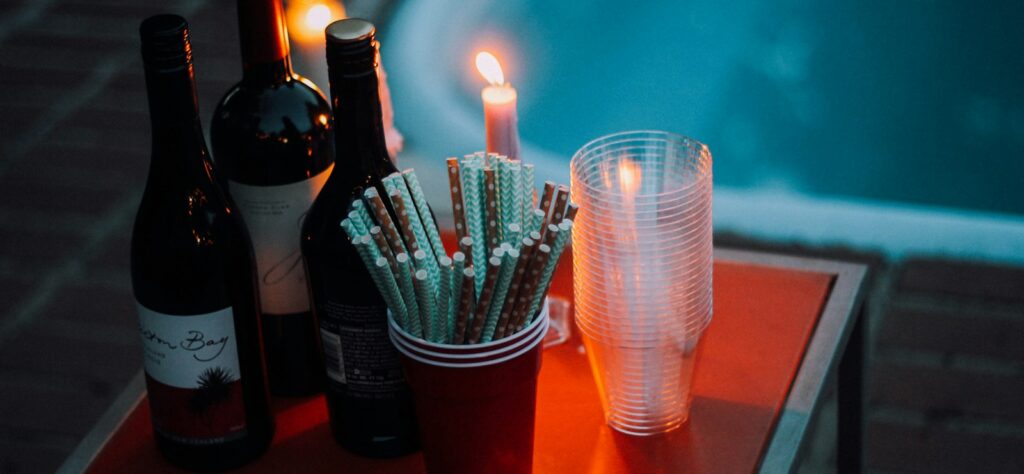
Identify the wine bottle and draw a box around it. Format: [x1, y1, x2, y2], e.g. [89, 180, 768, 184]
[132, 14, 274, 470]
[301, 18, 419, 458]
[210, 0, 334, 397]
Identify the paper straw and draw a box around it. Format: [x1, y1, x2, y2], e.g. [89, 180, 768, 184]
[483, 167, 500, 254]
[550, 185, 570, 225]
[352, 199, 374, 232]
[403, 169, 447, 262]
[541, 223, 559, 250]
[460, 157, 487, 293]
[369, 226, 398, 273]
[459, 235, 474, 269]
[447, 157, 469, 242]
[510, 243, 550, 333]
[388, 189, 421, 254]
[413, 269, 438, 342]
[522, 163, 536, 228]
[506, 223, 522, 251]
[347, 210, 369, 236]
[364, 187, 407, 256]
[452, 266, 476, 344]
[387, 172, 438, 277]
[436, 255, 453, 343]
[481, 247, 518, 342]
[394, 252, 422, 338]
[448, 252, 466, 342]
[340, 218, 362, 241]
[538, 181, 556, 218]
[529, 208, 546, 236]
[494, 236, 535, 339]
[528, 219, 572, 319]
[373, 256, 407, 328]
[565, 202, 580, 222]
[467, 253, 503, 344]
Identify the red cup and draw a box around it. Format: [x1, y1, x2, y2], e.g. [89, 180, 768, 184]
[388, 306, 550, 474]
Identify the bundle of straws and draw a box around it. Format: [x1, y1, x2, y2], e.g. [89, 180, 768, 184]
[340, 153, 577, 345]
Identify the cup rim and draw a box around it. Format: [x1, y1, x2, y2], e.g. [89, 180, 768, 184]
[388, 300, 550, 354]
[390, 313, 550, 369]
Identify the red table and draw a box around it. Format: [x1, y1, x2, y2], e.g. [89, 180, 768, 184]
[64, 249, 866, 473]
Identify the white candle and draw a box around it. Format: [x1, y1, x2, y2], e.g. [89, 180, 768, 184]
[476, 51, 520, 160]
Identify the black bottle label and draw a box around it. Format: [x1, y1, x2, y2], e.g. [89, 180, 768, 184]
[318, 300, 406, 399]
[137, 303, 248, 445]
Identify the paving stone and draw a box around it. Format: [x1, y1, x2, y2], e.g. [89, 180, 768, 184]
[870, 361, 1024, 421]
[897, 257, 1024, 304]
[878, 304, 1024, 360]
[866, 416, 1024, 473]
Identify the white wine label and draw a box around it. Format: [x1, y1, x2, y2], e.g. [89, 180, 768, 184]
[137, 303, 247, 442]
[138, 304, 242, 389]
[229, 164, 334, 315]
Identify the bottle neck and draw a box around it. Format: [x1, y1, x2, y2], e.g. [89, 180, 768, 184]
[144, 64, 210, 178]
[238, 0, 293, 84]
[326, 56, 394, 192]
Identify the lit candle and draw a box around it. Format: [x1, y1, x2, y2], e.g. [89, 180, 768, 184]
[476, 51, 520, 161]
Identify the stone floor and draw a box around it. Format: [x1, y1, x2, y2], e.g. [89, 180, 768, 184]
[0, 1, 1021, 473]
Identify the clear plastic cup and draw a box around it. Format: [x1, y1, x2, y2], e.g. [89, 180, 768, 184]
[570, 131, 713, 436]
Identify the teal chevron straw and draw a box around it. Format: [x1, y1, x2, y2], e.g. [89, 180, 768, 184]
[461, 155, 487, 296]
[387, 172, 439, 277]
[528, 220, 572, 320]
[352, 199, 374, 231]
[403, 170, 447, 262]
[508, 160, 523, 240]
[521, 163, 535, 230]
[435, 255, 453, 343]
[481, 247, 518, 342]
[413, 269, 438, 341]
[373, 256, 407, 329]
[340, 218, 362, 241]
[506, 223, 522, 250]
[347, 210, 369, 235]
[394, 253, 422, 338]
[529, 208, 546, 236]
[448, 251, 465, 343]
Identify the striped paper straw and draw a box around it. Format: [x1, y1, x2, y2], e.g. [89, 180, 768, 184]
[436, 255, 453, 343]
[521, 163, 535, 229]
[452, 266, 475, 344]
[394, 252, 422, 338]
[529, 219, 572, 319]
[467, 252, 503, 343]
[481, 247, 518, 342]
[403, 169, 447, 262]
[495, 236, 536, 339]
[413, 269, 438, 342]
[448, 252, 466, 343]
[373, 257, 407, 328]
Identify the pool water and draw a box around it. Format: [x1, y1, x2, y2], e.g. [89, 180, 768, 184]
[382, 0, 1024, 262]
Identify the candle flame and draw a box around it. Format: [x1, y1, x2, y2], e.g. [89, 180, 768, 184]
[475, 51, 505, 86]
[619, 158, 641, 195]
[305, 4, 333, 31]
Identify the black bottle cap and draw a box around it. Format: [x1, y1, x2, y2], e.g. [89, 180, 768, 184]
[325, 18, 377, 74]
[140, 14, 192, 73]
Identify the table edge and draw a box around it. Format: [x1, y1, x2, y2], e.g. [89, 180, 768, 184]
[57, 371, 145, 474]
[714, 249, 869, 474]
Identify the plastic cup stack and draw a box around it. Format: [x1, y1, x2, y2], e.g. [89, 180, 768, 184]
[570, 130, 713, 436]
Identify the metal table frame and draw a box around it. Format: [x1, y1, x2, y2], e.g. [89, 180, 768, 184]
[58, 248, 868, 474]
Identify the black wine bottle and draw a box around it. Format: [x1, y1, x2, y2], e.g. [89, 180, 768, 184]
[132, 14, 274, 470]
[301, 18, 419, 458]
[210, 0, 334, 397]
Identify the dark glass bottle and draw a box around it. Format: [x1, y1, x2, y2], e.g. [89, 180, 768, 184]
[300, 18, 419, 458]
[132, 14, 274, 470]
[210, 0, 334, 397]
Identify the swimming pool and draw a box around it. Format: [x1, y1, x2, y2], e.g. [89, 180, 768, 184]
[382, 0, 1024, 263]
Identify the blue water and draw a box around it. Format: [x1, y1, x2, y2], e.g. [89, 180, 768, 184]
[389, 0, 1024, 216]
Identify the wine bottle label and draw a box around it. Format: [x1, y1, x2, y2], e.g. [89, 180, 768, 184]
[229, 163, 334, 315]
[137, 303, 247, 444]
[318, 300, 407, 399]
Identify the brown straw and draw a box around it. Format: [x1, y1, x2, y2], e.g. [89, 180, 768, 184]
[494, 236, 536, 339]
[364, 188, 407, 256]
[459, 235, 474, 268]
[541, 223, 559, 249]
[538, 181, 556, 216]
[452, 267, 476, 344]
[369, 226, 398, 274]
[565, 202, 580, 222]
[483, 168, 500, 254]
[388, 190, 420, 253]
[510, 243, 551, 332]
[550, 185, 570, 225]
[466, 253, 503, 343]
[446, 157, 469, 242]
